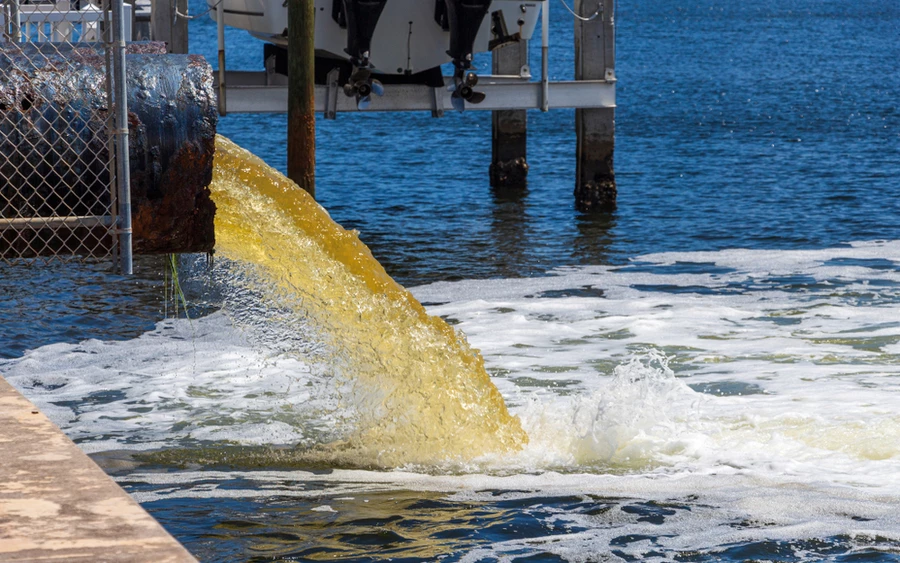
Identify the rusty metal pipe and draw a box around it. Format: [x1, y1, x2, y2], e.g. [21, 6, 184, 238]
[0, 43, 217, 257]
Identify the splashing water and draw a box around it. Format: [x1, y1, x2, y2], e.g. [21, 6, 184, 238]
[208, 135, 526, 467]
[514, 350, 703, 471]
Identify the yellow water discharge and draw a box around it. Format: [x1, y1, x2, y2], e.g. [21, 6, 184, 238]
[209, 136, 526, 467]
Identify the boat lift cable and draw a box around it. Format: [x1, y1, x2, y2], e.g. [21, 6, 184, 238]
[556, 0, 602, 22]
[176, 0, 223, 21]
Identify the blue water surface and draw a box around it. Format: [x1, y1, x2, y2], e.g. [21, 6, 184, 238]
[187, 0, 900, 284]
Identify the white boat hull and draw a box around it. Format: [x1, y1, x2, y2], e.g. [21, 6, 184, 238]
[210, 0, 541, 75]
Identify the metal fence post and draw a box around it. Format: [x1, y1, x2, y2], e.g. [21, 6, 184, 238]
[9, 0, 21, 42]
[111, 0, 133, 274]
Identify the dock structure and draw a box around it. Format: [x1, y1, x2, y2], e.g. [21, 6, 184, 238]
[287, 0, 316, 196]
[0, 377, 197, 563]
[209, 0, 618, 208]
[2, 0, 616, 265]
[217, 70, 615, 114]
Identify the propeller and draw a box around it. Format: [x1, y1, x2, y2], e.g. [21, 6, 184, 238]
[343, 64, 384, 110]
[448, 70, 486, 112]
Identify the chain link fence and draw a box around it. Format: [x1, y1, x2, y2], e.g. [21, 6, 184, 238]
[0, 0, 131, 267]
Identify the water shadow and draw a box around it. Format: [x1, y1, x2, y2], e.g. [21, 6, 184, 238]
[488, 185, 532, 278]
[572, 210, 617, 266]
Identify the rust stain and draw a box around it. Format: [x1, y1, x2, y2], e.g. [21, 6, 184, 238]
[1, 45, 217, 257]
[131, 138, 217, 254]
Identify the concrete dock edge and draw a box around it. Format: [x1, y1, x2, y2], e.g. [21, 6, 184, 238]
[0, 377, 197, 563]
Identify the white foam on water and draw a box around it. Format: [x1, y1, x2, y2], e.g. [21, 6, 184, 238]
[409, 241, 900, 478]
[1, 312, 344, 452]
[4, 241, 900, 557]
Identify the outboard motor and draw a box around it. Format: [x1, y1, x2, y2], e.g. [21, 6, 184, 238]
[444, 0, 492, 111]
[340, 0, 388, 109]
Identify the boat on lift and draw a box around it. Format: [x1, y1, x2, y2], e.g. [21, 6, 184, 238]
[209, 0, 542, 110]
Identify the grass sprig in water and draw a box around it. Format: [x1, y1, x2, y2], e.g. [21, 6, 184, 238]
[166, 254, 191, 321]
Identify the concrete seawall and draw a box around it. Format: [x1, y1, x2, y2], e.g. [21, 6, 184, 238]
[0, 377, 197, 562]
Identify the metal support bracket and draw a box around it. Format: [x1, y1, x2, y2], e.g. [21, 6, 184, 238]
[540, 0, 549, 112]
[431, 80, 445, 118]
[216, 0, 226, 116]
[324, 67, 340, 120]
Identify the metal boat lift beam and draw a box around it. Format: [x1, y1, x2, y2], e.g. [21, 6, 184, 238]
[217, 71, 615, 114]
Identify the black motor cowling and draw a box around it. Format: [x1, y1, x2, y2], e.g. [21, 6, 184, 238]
[444, 0, 492, 71]
[341, 0, 388, 66]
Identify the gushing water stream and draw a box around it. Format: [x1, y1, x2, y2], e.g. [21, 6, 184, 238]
[208, 135, 526, 467]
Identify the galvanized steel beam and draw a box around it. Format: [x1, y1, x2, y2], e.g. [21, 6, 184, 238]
[218, 71, 615, 114]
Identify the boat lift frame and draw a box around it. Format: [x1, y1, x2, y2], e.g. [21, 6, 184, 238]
[214, 0, 614, 116]
[212, 0, 617, 209]
[216, 70, 615, 116]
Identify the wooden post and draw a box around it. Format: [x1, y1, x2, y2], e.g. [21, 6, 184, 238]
[150, 0, 187, 53]
[287, 0, 315, 197]
[490, 40, 529, 188]
[574, 0, 615, 211]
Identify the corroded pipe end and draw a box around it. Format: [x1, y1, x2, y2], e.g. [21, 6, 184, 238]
[0, 44, 217, 258]
[128, 53, 217, 254]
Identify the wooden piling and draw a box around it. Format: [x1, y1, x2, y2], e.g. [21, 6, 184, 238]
[287, 0, 316, 197]
[574, 0, 616, 211]
[490, 40, 529, 188]
[150, 0, 187, 53]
